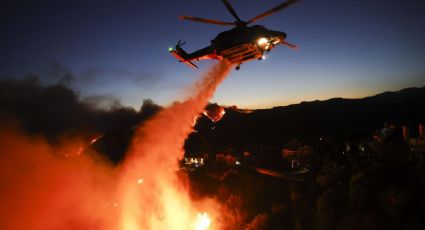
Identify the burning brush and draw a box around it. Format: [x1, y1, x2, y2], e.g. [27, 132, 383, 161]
[203, 103, 226, 123]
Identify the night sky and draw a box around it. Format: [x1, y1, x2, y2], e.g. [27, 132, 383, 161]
[1, 0, 425, 109]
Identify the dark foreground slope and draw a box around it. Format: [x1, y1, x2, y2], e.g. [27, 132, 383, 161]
[187, 86, 425, 230]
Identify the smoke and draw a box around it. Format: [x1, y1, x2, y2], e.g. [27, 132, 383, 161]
[44, 59, 76, 86]
[0, 60, 233, 230]
[117, 60, 232, 229]
[0, 75, 165, 229]
[83, 94, 123, 110]
[245, 214, 270, 230]
[0, 77, 162, 143]
[0, 127, 118, 230]
[78, 66, 159, 88]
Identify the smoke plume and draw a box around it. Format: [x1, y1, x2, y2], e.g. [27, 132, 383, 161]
[0, 61, 232, 230]
[0, 77, 162, 143]
[0, 127, 118, 230]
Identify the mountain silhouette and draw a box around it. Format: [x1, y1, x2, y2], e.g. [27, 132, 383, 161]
[196, 86, 425, 149]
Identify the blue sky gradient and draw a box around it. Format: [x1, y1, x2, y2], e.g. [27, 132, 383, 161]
[1, 0, 424, 109]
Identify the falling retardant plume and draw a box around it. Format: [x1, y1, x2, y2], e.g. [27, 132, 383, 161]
[117, 60, 232, 230]
[0, 61, 232, 230]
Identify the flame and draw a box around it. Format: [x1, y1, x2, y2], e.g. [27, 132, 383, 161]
[76, 134, 103, 155]
[0, 61, 232, 230]
[203, 104, 226, 123]
[194, 212, 212, 230]
[118, 61, 231, 230]
[193, 114, 201, 127]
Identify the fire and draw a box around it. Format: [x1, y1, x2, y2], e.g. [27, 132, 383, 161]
[0, 61, 232, 230]
[194, 212, 212, 230]
[75, 134, 103, 155]
[0, 129, 118, 230]
[118, 61, 231, 230]
[193, 114, 201, 126]
[203, 104, 226, 122]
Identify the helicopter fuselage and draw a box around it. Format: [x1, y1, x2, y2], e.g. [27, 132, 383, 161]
[211, 25, 287, 63]
[171, 25, 288, 68]
[170, 0, 298, 69]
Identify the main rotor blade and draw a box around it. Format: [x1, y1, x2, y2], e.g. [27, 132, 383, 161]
[179, 16, 235, 26]
[281, 40, 299, 50]
[246, 0, 299, 24]
[222, 0, 243, 22]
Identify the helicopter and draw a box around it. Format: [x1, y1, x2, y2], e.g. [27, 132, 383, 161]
[169, 0, 299, 70]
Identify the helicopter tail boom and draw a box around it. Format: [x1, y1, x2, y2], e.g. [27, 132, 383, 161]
[170, 49, 198, 69]
[169, 41, 198, 69]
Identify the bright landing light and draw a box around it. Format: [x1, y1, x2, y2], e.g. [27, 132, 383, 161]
[194, 212, 211, 230]
[257, 37, 268, 46]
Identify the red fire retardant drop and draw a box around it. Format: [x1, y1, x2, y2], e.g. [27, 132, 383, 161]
[0, 61, 233, 230]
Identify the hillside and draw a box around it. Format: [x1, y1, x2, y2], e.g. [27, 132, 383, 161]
[195, 86, 425, 149]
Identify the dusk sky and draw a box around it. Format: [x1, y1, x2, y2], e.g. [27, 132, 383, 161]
[1, 0, 425, 109]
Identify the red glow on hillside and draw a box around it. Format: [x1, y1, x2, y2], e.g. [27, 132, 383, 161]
[0, 61, 233, 230]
